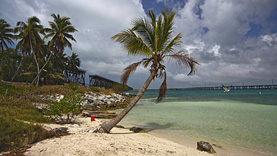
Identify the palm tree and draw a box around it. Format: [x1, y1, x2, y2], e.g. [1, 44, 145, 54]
[0, 19, 14, 52]
[97, 10, 199, 133]
[14, 16, 44, 86]
[66, 52, 80, 82]
[67, 52, 80, 72]
[32, 14, 77, 85]
[44, 14, 77, 54]
[53, 52, 68, 73]
[0, 19, 19, 82]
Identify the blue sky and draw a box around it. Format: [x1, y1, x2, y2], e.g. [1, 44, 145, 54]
[1, 0, 277, 89]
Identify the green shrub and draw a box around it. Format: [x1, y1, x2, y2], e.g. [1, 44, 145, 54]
[46, 74, 65, 85]
[43, 91, 83, 123]
[112, 83, 125, 93]
[68, 82, 79, 91]
[99, 88, 113, 95]
[0, 81, 16, 96]
[90, 86, 100, 92]
[0, 115, 51, 152]
[89, 86, 113, 94]
[0, 96, 51, 123]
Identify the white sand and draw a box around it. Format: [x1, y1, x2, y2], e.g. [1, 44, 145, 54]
[24, 117, 210, 156]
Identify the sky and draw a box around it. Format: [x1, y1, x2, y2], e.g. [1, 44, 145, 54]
[1, 0, 277, 89]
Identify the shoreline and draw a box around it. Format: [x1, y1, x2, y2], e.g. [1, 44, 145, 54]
[21, 116, 276, 156]
[118, 120, 276, 156]
[149, 130, 274, 156]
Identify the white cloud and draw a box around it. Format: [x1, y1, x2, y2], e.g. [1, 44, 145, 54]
[208, 44, 220, 57]
[262, 33, 277, 47]
[1, 0, 276, 88]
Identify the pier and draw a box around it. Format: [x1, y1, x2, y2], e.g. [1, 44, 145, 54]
[89, 75, 133, 90]
[64, 68, 86, 85]
[181, 85, 277, 90]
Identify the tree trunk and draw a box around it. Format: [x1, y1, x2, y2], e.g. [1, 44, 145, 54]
[97, 68, 156, 133]
[30, 53, 53, 85]
[11, 56, 24, 82]
[29, 38, 40, 86]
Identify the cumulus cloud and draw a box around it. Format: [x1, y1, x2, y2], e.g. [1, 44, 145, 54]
[0, 0, 147, 85]
[262, 33, 277, 47]
[164, 0, 277, 88]
[0, 0, 276, 88]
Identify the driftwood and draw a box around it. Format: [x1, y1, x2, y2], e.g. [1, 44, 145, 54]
[129, 127, 148, 133]
[82, 110, 117, 119]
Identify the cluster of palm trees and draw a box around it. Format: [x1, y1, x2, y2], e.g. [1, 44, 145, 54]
[2, 9, 199, 133]
[0, 14, 79, 86]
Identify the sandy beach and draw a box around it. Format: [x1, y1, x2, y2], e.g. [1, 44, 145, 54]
[23, 116, 275, 156]
[24, 117, 210, 156]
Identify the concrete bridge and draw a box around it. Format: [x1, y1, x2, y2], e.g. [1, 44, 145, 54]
[89, 75, 133, 90]
[182, 85, 277, 90]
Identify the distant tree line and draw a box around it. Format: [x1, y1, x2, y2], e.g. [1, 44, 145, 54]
[0, 14, 80, 86]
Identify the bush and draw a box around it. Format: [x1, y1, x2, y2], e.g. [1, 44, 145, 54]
[68, 82, 80, 91]
[99, 88, 113, 95]
[90, 86, 100, 92]
[112, 83, 125, 93]
[0, 115, 51, 152]
[18, 72, 36, 83]
[45, 74, 65, 85]
[43, 91, 83, 123]
[0, 81, 16, 96]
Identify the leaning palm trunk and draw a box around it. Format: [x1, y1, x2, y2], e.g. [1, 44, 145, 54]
[97, 69, 156, 133]
[29, 38, 40, 86]
[30, 53, 53, 85]
[11, 56, 24, 82]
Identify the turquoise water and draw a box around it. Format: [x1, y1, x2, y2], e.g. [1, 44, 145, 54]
[117, 89, 277, 154]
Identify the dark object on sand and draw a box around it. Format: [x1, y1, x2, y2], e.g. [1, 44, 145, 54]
[197, 141, 216, 153]
[50, 127, 70, 137]
[115, 125, 125, 128]
[129, 127, 147, 133]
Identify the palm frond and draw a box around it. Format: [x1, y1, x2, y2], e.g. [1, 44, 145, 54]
[120, 60, 143, 87]
[132, 17, 155, 51]
[157, 71, 167, 103]
[45, 14, 77, 53]
[112, 29, 152, 56]
[159, 10, 176, 51]
[0, 19, 14, 50]
[143, 57, 153, 68]
[161, 33, 182, 55]
[165, 51, 199, 75]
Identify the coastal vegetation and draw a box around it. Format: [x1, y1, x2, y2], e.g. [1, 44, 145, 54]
[97, 10, 199, 133]
[0, 14, 78, 86]
[42, 90, 83, 123]
[0, 81, 128, 152]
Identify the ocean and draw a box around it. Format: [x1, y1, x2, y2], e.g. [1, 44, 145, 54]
[116, 89, 277, 155]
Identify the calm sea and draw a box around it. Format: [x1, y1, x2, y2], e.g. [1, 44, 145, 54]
[117, 89, 277, 154]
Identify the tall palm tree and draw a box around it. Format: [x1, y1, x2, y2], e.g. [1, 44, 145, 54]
[97, 10, 199, 133]
[66, 52, 80, 82]
[44, 14, 77, 54]
[32, 14, 78, 85]
[14, 16, 44, 86]
[53, 52, 68, 73]
[67, 52, 80, 72]
[0, 19, 18, 82]
[0, 19, 14, 52]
